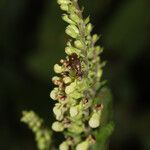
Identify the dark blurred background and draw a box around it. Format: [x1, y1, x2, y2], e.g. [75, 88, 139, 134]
[0, 0, 150, 149]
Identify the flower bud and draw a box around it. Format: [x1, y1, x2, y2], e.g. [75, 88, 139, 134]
[70, 106, 78, 117]
[65, 46, 73, 55]
[50, 88, 59, 100]
[59, 141, 69, 150]
[70, 13, 81, 24]
[74, 40, 84, 49]
[37, 137, 46, 150]
[95, 46, 103, 55]
[84, 16, 90, 24]
[88, 112, 101, 128]
[68, 124, 83, 134]
[36, 131, 42, 139]
[65, 81, 76, 94]
[63, 76, 72, 84]
[68, 5, 76, 13]
[57, 0, 71, 5]
[97, 69, 103, 79]
[65, 25, 79, 38]
[92, 34, 99, 43]
[53, 103, 63, 121]
[86, 23, 93, 34]
[69, 90, 82, 99]
[52, 76, 60, 82]
[62, 14, 76, 24]
[65, 46, 81, 55]
[76, 141, 89, 150]
[54, 64, 63, 74]
[52, 121, 64, 132]
[60, 4, 68, 11]
[52, 76, 62, 86]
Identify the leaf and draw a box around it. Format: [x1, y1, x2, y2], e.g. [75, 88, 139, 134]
[92, 87, 114, 150]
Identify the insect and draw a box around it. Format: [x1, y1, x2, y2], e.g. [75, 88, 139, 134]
[68, 53, 83, 79]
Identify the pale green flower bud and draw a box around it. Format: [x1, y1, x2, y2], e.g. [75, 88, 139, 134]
[52, 76, 60, 81]
[32, 126, 39, 132]
[74, 40, 84, 49]
[70, 13, 81, 24]
[68, 124, 84, 134]
[65, 46, 81, 55]
[36, 130, 43, 140]
[76, 141, 89, 150]
[60, 4, 68, 11]
[63, 76, 72, 84]
[37, 138, 45, 150]
[88, 112, 101, 128]
[68, 5, 76, 14]
[50, 88, 59, 100]
[53, 103, 63, 121]
[54, 64, 63, 73]
[59, 141, 69, 150]
[70, 25, 79, 34]
[52, 121, 64, 132]
[66, 25, 79, 38]
[70, 106, 78, 117]
[86, 23, 93, 34]
[65, 81, 76, 94]
[76, 79, 88, 91]
[92, 34, 99, 43]
[84, 16, 90, 25]
[95, 46, 103, 55]
[65, 46, 73, 55]
[69, 90, 83, 99]
[57, 0, 71, 5]
[97, 69, 103, 79]
[62, 14, 76, 25]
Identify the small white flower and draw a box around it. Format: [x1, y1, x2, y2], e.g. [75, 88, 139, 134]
[88, 112, 101, 128]
[52, 121, 64, 132]
[60, 4, 68, 11]
[70, 13, 81, 24]
[53, 103, 63, 120]
[92, 34, 99, 43]
[65, 81, 76, 94]
[50, 88, 59, 100]
[57, 0, 71, 5]
[86, 23, 93, 34]
[66, 25, 79, 38]
[59, 141, 69, 150]
[74, 40, 84, 49]
[70, 106, 78, 117]
[54, 64, 63, 74]
[62, 14, 76, 25]
[76, 141, 89, 150]
[63, 76, 72, 84]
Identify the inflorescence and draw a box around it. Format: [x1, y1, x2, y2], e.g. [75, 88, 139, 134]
[50, 0, 105, 149]
[21, 111, 51, 150]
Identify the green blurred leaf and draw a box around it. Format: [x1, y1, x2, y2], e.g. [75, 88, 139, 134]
[93, 87, 114, 150]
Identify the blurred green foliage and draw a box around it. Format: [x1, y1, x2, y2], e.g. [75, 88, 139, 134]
[93, 87, 114, 150]
[0, 0, 150, 150]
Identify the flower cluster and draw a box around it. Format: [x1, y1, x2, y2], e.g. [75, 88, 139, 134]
[50, 0, 105, 149]
[21, 111, 51, 150]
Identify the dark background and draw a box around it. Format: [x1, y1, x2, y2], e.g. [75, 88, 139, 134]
[0, 0, 150, 149]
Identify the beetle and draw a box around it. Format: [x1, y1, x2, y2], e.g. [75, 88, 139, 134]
[68, 53, 83, 79]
